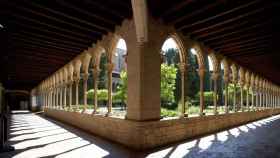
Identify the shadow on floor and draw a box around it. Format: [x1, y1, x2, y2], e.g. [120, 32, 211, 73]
[1, 111, 280, 158]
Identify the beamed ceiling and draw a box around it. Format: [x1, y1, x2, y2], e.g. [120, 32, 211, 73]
[0, 0, 279, 90]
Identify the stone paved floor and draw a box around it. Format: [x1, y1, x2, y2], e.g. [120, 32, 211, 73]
[1, 111, 280, 158]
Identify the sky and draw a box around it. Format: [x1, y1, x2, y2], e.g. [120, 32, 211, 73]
[116, 38, 214, 71]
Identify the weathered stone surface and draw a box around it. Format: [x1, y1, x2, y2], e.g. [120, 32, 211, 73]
[44, 108, 280, 150]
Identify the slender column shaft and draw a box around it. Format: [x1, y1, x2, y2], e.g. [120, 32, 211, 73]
[82, 73, 89, 113]
[246, 86, 249, 111]
[251, 88, 255, 110]
[199, 69, 205, 116]
[107, 63, 114, 115]
[75, 79, 79, 111]
[93, 69, 99, 114]
[240, 84, 244, 111]
[56, 88, 58, 108]
[233, 83, 237, 112]
[224, 80, 229, 113]
[69, 82, 73, 110]
[64, 84, 67, 109]
[179, 64, 186, 117]
[212, 72, 218, 115]
[60, 85, 63, 109]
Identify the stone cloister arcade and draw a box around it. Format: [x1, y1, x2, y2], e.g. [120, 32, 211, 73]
[2, 0, 280, 152]
[31, 15, 280, 150]
[33, 17, 280, 119]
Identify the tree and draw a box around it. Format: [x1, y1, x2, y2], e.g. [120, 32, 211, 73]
[161, 64, 177, 107]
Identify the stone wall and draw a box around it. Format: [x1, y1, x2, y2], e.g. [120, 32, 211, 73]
[44, 108, 280, 150]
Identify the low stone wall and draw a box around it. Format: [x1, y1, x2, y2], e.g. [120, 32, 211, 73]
[44, 108, 280, 150]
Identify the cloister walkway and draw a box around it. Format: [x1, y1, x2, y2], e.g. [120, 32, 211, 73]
[1, 111, 280, 158]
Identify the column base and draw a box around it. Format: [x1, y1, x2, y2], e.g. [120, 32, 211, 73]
[0, 145, 15, 153]
[199, 112, 205, 117]
[180, 113, 188, 118]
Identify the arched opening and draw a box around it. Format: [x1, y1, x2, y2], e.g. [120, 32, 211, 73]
[85, 58, 94, 112]
[160, 38, 183, 117]
[186, 48, 201, 116]
[97, 51, 108, 115]
[205, 55, 215, 114]
[111, 38, 127, 117]
[219, 62, 225, 113]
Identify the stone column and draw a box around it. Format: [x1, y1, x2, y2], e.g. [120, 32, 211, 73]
[266, 90, 268, 109]
[240, 83, 244, 111]
[56, 85, 59, 109]
[251, 87, 255, 111]
[233, 82, 237, 112]
[212, 72, 219, 115]
[198, 68, 205, 116]
[246, 85, 249, 111]
[69, 81, 73, 110]
[64, 83, 67, 110]
[260, 89, 263, 110]
[106, 63, 114, 116]
[179, 63, 186, 117]
[75, 78, 80, 111]
[224, 77, 229, 114]
[60, 84, 63, 109]
[92, 68, 99, 114]
[82, 73, 89, 113]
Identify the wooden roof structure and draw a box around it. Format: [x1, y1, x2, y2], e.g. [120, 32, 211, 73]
[0, 0, 279, 90]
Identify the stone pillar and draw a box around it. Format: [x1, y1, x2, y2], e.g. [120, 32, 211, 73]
[64, 83, 67, 110]
[60, 84, 63, 109]
[69, 81, 73, 110]
[255, 87, 260, 111]
[55, 87, 58, 109]
[224, 77, 229, 114]
[82, 73, 89, 113]
[240, 83, 244, 111]
[92, 68, 99, 114]
[106, 63, 114, 116]
[212, 72, 219, 115]
[251, 87, 255, 111]
[233, 82, 237, 112]
[266, 90, 268, 109]
[198, 68, 205, 116]
[246, 85, 250, 111]
[75, 78, 80, 111]
[179, 63, 186, 117]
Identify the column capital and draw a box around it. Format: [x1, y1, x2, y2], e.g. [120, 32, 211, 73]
[198, 68, 206, 78]
[211, 71, 219, 81]
[107, 63, 115, 73]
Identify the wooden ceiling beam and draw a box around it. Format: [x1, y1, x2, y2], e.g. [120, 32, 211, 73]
[11, 36, 82, 52]
[12, 3, 107, 35]
[178, 0, 260, 30]
[11, 42, 81, 55]
[221, 46, 269, 55]
[205, 30, 270, 47]
[201, 21, 270, 43]
[29, 1, 112, 32]
[218, 40, 271, 52]
[12, 32, 89, 48]
[170, 1, 221, 24]
[11, 13, 102, 38]
[161, 0, 193, 18]
[9, 21, 93, 43]
[221, 43, 269, 52]
[213, 35, 272, 50]
[57, 0, 117, 25]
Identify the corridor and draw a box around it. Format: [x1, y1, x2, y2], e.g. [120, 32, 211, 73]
[0, 111, 280, 158]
